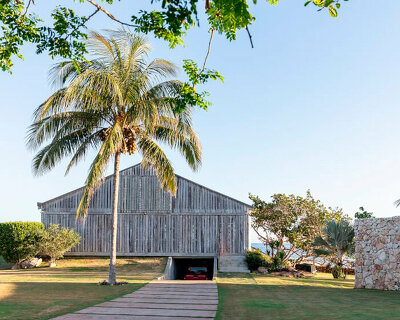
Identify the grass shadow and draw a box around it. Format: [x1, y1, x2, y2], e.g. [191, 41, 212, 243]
[0, 257, 167, 320]
[0, 281, 144, 320]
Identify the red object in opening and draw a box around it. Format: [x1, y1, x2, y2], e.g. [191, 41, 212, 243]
[184, 266, 208, 280]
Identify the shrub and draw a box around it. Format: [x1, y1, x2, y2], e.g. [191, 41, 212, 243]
[332, 265, 346, 279]
[0, 222, 44, 263]
[269, 251, 286, 271]
[295, 263, 316, 273]
[37, 224, 80, 267]
[245, 249, 269, 272]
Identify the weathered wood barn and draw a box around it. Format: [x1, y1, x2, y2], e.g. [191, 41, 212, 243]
[39, 164, 251, 275]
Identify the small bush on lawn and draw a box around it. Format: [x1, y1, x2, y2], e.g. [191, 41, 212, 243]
[270, 251, 286, 271]
[0, 222, 44, 264]
[332, 265, 346, 279]
[37, 224, 80, 267]
[246, 249, 269, 272]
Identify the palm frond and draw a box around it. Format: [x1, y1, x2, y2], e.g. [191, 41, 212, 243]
[312, 220, 355, 261]
[87, 31, 116, 62]
[152, 124, 201, 171]
[31, 129, 92, 176]
[29, 29, 202, 222]
[65, 130, 102, 175]
[76, 124, 123, 219]
[27, 111, 103, 150]
[138, 134, 177, 195]
[143, 59, 178, 81]
[48, 60, 98, 90]
[313, 248, 330, 257]
[64, 68, 123, 111]
[312, 235, 329, 248]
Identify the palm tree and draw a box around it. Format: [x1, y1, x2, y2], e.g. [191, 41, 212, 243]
[312, 220, 354, 278]
[27, 30, 201, 285]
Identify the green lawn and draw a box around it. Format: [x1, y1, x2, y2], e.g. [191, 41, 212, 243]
[0, 257, 166, 320]
[216, 273, 400, 320]
[3, 259, 400, 320]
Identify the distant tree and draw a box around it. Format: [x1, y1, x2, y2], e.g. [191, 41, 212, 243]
[27, 30, 201, 284]
[248, 190, 346, 265]
[354, 206, 373, 219]
[37, 224, 81, 267]
[313, 220, 354, 279]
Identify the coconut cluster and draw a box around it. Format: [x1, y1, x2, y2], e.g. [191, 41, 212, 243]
[122, 127, 137, 155]
[98, 127, 137, 155]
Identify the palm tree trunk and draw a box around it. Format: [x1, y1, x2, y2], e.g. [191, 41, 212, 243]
[108, 152, 121, 285]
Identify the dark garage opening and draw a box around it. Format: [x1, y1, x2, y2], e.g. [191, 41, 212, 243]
[173, 257, 214, 280]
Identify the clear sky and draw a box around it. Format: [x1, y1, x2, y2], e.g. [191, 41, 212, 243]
[1, 1, 400, 242]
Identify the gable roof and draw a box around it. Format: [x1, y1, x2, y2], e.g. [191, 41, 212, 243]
[39, 163, 251, 214]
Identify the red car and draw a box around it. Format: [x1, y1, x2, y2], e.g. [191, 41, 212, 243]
[184, 267, 208, 280]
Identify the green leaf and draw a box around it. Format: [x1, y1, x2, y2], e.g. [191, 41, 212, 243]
[329, 5, 338, 17]
[313, 0, 324, 7]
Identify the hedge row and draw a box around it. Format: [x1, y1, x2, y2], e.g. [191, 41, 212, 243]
[0, 222, 80, 266]
[0, 222, 44, 263]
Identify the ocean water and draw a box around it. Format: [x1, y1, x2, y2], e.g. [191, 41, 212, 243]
[251, 243, 353, 266]
[251, 243, 297, 256]
[251, 243, 312, 263]
[251, 243, 268, 253]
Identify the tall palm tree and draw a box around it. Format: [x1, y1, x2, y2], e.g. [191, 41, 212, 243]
[27, 30, 201, 284]
[312, 220, 354, 278]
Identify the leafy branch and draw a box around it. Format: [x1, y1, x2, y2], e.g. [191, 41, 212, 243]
[1, 0, 349, 110]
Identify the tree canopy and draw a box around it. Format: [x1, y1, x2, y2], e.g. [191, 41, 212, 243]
[354, 206, 373, 219]
[27, 29, 201, 218]
[248, 190, 347, 264]
[1, 0, 348, 110]
[27, 30, 202, 283]
[313, 219, 354, 278]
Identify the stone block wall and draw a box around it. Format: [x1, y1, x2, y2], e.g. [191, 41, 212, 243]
[355, 217, 400, 290]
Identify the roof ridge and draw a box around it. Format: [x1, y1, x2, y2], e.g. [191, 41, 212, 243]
[38, 163, 251, 208]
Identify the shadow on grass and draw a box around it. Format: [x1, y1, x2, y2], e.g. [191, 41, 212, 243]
[0, 257, 167, 320]
[0, 281, 144, 320]
[216, 275, 400, 320]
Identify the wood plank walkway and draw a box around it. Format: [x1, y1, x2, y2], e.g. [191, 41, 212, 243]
[53, 280, 218, 320]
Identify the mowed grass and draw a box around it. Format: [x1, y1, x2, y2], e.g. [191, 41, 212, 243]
[216, 273, 400, 320]
[0, 257, 166, 320]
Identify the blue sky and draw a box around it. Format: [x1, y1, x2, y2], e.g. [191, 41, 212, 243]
[1, 1, 400, 242]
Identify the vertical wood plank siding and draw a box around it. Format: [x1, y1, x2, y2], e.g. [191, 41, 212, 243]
[39, 164, 250, 256]
[41, 213, 249, 255]
[39, 164, 249, 214]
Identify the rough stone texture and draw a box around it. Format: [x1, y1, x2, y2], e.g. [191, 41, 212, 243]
[270, 270, 306, 278]
[13, 258, 42, 269]
[257, 267, 269, 274]
[355, 217, 400, 290]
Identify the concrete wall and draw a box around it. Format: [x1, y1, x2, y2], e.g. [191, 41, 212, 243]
[355, 217, 400, 290]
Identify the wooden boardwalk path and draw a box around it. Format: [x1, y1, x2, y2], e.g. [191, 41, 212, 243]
[53, 280, 218, 320]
